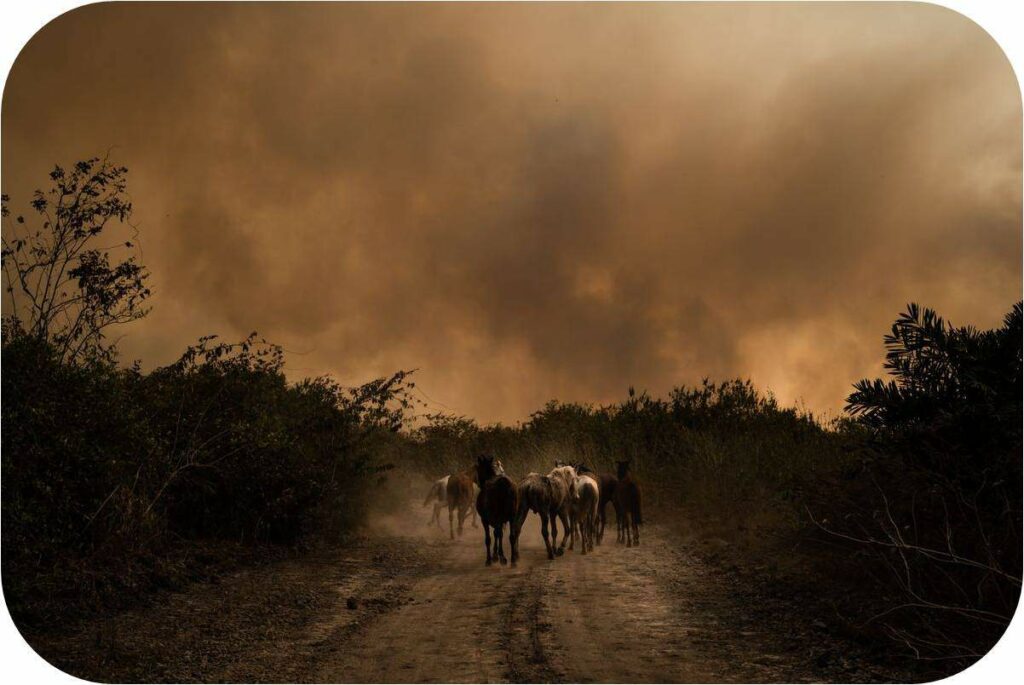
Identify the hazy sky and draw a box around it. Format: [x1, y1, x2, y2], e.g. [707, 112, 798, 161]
[2, 3, 1021, 424]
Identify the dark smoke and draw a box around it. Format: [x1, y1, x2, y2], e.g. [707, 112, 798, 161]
[3, 3, 1020, 422]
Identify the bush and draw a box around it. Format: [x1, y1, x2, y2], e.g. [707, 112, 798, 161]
[824, 302, 1023, 660]
[1, 333, 413, 626]
[1, 158, 416, 626]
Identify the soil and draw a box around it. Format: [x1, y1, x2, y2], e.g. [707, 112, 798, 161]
[25, 501, 926, 683]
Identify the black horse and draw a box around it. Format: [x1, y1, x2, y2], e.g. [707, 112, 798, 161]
[475, 455, 520, 566]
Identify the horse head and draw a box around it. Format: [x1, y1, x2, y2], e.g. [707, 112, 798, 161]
[476, 454, 497, 487]
[616, 459, 632, 479]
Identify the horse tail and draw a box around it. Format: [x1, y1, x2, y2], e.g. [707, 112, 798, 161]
[500, 477, 519, 519]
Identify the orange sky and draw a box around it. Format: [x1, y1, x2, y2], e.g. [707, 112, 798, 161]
[2, 3, 1021, 424]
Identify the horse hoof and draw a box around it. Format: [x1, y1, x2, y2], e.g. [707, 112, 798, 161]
[555, 548, 565, 557]
[499, 557, 508, 566]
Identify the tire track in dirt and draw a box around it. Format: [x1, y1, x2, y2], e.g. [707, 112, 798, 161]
[315, 531, 523, 683]
[30, 501, 909, 682]
[318, 507, 749, 683]
[527, 527, 723, 683]
[503, 563, 560, 683]
[285, 504, 889, 683]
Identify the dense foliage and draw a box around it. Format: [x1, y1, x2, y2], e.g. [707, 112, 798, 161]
[837, 303, 1022, 660]
[400, 381, 837, 519]
[2, 159, 1019, 667]
[396, 303, 1022, 664]
[1, 334, 413, 626]
[1, 161, 414, 626]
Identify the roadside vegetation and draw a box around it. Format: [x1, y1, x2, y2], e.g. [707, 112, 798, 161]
[3, 158, 1019, 672]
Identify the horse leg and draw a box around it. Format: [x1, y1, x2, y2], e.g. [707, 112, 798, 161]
[448, 503, 456, 540]
[570, 511, 577, 551]
[578, 515, 586, 555]
[549, 508, 563, 557]
[597, 503, 605, 545]
[471, 504, 479, 529]
[483, 523, 493, 566]
[580, 513, 587, 553]
[632, 506, 640, 546]
[496, 523, 507, 565]
[510, 520, 519, 567]
[592, 508, 599, 551]
[458, 504, 468, 537]
[557, 509, 570, 554]
[589, 512, 596, 553]
[540, 511, 554, 560]
[583, 510, 592, 553]
[625, 510, 633, 548]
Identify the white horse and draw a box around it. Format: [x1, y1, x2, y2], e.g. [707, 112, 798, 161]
[424, 474, 478, 530]
[569, 470, 600, 555]
[547, 462, 577, 553]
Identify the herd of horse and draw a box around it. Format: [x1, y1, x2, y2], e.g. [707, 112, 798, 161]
[423, 456, 643, 567]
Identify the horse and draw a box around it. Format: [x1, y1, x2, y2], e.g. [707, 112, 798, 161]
[513, 473, 561, 560]
[547, 461, 576, 554]
[569, 469, 600, 554]
[476, 455, 519, 566]
[425, 475, 477, 531]
[573, 464, 602, 544]
[595, 472, 620, 545]
[424, 475, 449, 529]
[614, 460, 643, 547]
[446, 468, 477, 540]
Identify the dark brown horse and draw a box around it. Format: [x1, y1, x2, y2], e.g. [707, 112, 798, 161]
[513, 473, 562, 560]
[614, 460, 642, 547]
[595, 472, 620, 545]
[445, 468, 476, 540]
[476, 455, 519, 566]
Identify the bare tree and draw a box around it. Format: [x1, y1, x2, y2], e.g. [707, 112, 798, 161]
[1, 157, 150, 363]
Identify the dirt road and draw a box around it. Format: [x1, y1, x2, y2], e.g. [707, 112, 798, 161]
[31, 502, 910, 683]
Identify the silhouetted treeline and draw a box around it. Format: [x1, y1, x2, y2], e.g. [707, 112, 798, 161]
[2, 160, 414, 626]
[838, 302, 1022, 661]
[2, 160, 1019, 666]
[394, 303, 1022, 664]
[400, 379, 836, 515]
[1, 334, 412, 626]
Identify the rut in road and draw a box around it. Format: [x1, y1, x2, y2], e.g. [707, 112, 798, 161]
[33, 501, 907, 682]
[315, 504, 827, 683]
